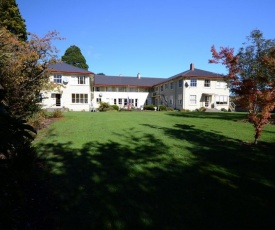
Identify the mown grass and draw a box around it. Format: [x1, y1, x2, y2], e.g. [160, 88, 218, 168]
[32, 111, 275, 229]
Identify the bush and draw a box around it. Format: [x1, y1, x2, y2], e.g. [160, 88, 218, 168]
[52, 109, 63, 118]
[221, 108, 228, 112]
[143, 105, 155, 110]
[159, 105, 167, 111]
[112, 104, 119, 111]
[196, 107, 206, 112]
[98, 102, 110, 112]
[166, 107, 174, 111]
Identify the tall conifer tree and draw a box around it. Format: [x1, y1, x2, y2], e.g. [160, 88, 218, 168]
[62, 45, 89, 70]
[0, 0, 27, 41]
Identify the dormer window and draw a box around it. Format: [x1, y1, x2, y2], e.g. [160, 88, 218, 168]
[54, 75, 62, 83]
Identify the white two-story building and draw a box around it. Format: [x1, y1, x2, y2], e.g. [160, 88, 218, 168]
[42, 63, 94, 111]
[42, 63, 230, 111]
[151, 63, 229, 110]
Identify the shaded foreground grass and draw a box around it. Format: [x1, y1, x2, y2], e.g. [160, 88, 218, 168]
[3, 112, 275, 229]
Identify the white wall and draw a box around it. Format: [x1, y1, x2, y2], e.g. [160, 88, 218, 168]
[42, 74, 91, 111]
[93, 91, 149, 109]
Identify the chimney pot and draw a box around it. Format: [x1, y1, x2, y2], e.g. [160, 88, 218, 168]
[190, 63, 194, 71]
[137, 73, 141, 79]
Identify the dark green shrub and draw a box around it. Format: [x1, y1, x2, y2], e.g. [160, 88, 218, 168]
[221, 108, 228, 112]
[112, 104, 119, 111]
[159, 105, 167, 111]
[166, 107, 174, 111]
[98, 102, 110, 112]
[144, 105, 155, 110]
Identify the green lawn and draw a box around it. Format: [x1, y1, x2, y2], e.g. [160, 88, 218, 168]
[33, 111, 275, 229]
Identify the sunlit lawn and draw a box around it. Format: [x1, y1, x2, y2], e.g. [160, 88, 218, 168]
[33, 111, 275, 229]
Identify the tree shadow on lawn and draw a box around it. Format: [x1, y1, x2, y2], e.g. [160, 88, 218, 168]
[167, 111, 248, 122]
[31, 127, 275, 229]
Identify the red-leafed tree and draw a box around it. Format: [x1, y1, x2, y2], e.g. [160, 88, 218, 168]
[209, 30, 275, 144]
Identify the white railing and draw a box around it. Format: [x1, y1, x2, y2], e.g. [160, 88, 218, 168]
[229, 101, 236, 111]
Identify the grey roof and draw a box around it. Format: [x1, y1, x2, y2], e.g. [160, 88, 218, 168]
[156, 68, 224, 85]
[94, 75, 164, 87]
[48, 63, 94, 74]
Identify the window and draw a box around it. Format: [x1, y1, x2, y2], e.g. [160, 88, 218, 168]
[215, 95, 228, 104]
[165, 84, 168, 89]
[77, 76, 86, 84]
[216, 81, 227, 88]
[96, 87, 100, 91]
[170, 82, 174, 90]
[124, 99, 128, 106]
[204, 79, 210, 87]
[190, 95, 196, 105]
[118, 98, 122, 105]
[114, 99, 117, 104]
[155, 87, 159, 91]
[96, 98, 101, 103]
[169, 96, 173, 105]
[54, 75, 62, 83]
[160, 85, 163, 91]
[178, 94, 182, 105]
[190, 79, 197, 87]
[72, 94, 88, 103]
[178, 79, 183, 88]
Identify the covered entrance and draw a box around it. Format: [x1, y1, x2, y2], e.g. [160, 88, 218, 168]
[202, 93, 215, 108]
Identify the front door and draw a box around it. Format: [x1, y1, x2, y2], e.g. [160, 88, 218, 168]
[56, 94, 61, 106]
[205, 95, 210, 108]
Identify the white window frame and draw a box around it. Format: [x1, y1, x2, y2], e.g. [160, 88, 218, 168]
[77, 76, 86, 85]
[190, 79, 197, 87]
[189, 95, 197, 105]
[53, 75, 62, 83]
[204, 79, 211, 87]
[72, 93, 88, 104]
[216, 81, 227, 88]
[215, 95, 228, 104]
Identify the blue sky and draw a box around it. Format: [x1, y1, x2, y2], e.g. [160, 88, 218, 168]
[17, 0, 275, 78]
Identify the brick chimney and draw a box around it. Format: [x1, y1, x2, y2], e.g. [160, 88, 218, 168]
[190, 63, 194, 71]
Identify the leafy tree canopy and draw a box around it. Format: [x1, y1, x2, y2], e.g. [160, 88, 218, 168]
[0, 0, 27, 41]
[61, 45, 89, 70]
[210, 29, 275, 144]
[0, 28, 63, 161]
[0, 28, 62, 118]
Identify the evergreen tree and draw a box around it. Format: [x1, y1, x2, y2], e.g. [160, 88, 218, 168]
[62, 45, 89, 70]
[0, 0, 27, 41]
